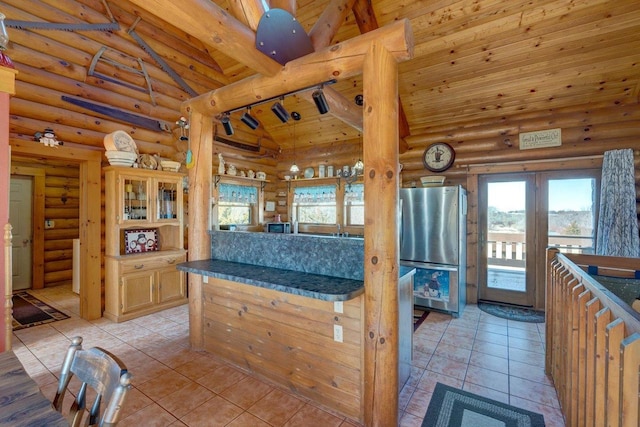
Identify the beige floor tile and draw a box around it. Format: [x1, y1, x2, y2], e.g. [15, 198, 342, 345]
[156, 382, 216, 419]
[220, 376, 273, 410]
[179, 395, 243, 426]
[119, 402, 178, 427]
[282, 403, 344, 427]
[196, 364, 248, 394]
[248, 388, 306, 426]
[137, 370, 193, 401]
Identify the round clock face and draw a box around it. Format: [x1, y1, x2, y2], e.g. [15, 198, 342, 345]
[422, 143, 455, 172]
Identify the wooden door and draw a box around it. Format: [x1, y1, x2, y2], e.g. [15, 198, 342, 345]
[9, 177, 32, 291]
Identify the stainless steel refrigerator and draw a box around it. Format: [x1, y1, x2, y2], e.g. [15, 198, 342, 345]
[400, 186, 467, 317]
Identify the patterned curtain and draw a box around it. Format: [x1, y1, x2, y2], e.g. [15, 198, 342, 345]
[595, 149, 640, 257]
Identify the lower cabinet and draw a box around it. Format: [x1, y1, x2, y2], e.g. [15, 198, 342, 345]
[105, 251, 187, 322]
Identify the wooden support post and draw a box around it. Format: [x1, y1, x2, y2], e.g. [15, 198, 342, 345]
[362, 41, 399, 426]
[3, 224, 11, 351]
[184, 110, 213, 350]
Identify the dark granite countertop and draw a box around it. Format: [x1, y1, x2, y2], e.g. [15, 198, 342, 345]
[178, 259, 415, 302]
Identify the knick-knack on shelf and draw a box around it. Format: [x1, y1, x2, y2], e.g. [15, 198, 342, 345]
[218, 153, 225, 175]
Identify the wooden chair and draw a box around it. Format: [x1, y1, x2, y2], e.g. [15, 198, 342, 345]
[53, 336, 132, 427]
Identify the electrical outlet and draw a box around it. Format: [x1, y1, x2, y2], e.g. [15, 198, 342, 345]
[333, 324, 343, 342]
[202, 275, 208, 283]
[334, 301, 343, 313]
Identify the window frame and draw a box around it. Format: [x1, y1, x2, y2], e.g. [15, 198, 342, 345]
[213, 176, 264, 231]
[290, 177, 364, 236]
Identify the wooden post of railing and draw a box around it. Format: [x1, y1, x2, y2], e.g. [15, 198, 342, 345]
[4, 223, 12, 351]
[605, 319, 625, 427]
[584, 297, 601, 427]
[620, 334, 640, 427]
[593, 307, 611, 427]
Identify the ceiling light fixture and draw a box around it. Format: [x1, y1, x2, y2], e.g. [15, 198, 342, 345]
[290, 111, 301, 174]
[240, 107, 260, 130]
[271, 98, 290, 123]
[312, 87, 330, 114]
[220, 113, 234, 135]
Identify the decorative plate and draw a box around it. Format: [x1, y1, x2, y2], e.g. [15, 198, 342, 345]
[304, 167, 314, 179]
[104, 130, 138, 153]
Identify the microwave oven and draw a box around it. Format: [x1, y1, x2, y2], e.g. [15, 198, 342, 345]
[266, 222, 291, 233]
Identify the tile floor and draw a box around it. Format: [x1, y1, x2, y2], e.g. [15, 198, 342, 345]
[11, 285, 565, 426]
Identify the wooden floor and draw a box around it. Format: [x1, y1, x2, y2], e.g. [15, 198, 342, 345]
[10, 285, 565, 426]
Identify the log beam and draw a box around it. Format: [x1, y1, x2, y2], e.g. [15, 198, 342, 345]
[269, 0, 296, 15]
[308, 0, 357, 51]
[353, 0, 410, 153]
[127, 0, 282, 77]
[229, 0, 268, 31]
[363, 41, 400, 427]
[183, 19, 413, 116]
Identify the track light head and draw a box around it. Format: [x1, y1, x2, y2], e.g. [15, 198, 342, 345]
[220, 113, 234, 135]
[312, 89, 330, 114]
[271, 101, 290, 123]
[241, 108, 260, 130]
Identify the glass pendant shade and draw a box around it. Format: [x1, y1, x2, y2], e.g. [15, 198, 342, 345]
[289, 163, 300, 173]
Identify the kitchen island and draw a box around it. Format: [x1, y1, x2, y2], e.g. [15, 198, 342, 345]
[177, 232, 415, 422]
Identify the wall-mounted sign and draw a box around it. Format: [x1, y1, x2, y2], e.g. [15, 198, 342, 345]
[519, 128, 562, 150]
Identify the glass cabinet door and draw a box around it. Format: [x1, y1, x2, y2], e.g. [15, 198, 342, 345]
[155, 179, 178, 220]
[123, 177, 149, 221]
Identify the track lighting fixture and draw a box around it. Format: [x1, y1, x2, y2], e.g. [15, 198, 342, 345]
[271, 99, 290, 123]
[220, 113, 234, 135]
[241, 107, 260, 130]
[290, 111, 301, 174]
[312, 88, 330, 114]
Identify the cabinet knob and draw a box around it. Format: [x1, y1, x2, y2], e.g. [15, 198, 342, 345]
[134, 264, 144, 269]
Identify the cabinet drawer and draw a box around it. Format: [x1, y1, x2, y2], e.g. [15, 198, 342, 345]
[120, 254, 186, 274]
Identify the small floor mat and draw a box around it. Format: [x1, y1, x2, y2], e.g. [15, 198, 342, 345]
[422, 382, 546, 427]
[478, 301, 545, 323]
[12, 291, 69, 330]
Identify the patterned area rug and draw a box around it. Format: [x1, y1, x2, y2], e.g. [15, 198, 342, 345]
[478, 301, 545, 323]
[422, 383, 546, 427]
[414, 308, 430, 332]
[12, 291, 69, 330]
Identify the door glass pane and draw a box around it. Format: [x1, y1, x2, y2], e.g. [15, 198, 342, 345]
[486, 181, 526, 292]
[548, 178, 596, 254]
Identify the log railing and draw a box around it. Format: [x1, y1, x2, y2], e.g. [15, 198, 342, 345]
[546, 248, 640, 427]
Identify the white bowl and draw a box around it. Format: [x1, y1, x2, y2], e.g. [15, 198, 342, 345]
[105, 150, 137, 160]
[105, 150, 137, 166]
[420, 175, 445, 187]
[160, 160, 181, 172]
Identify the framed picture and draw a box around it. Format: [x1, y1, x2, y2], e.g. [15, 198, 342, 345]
[265, 201, 276, 211]
[124, 229, 158, 254]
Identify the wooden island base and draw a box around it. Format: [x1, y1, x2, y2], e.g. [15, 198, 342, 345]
[201, 276, 364, 420]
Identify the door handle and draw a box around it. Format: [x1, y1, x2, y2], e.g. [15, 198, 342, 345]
[22, 239, 29, 246]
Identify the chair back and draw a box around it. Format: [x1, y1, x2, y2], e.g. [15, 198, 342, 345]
[53, 336, 132, 427]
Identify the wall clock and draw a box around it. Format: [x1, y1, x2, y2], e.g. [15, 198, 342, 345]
[422, 142, 455, 172]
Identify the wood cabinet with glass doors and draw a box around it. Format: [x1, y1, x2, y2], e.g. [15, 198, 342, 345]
[103, 166, 187, 322]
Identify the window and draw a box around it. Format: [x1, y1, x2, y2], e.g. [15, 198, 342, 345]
[218, 183, 258, 225]
[293, 184, 337, 224]
[345, 184, 364, 226]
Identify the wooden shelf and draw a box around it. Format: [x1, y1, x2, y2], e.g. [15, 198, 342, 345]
[214, 174, 268, 191]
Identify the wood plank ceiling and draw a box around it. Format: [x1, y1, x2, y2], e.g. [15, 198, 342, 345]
[3, 0, 640, 159]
